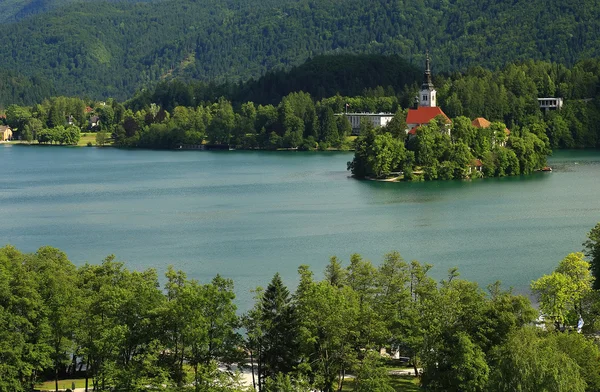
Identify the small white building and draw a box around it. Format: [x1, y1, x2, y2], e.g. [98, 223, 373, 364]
[336, 113, 394, 135]
[538, 98, 563, 112]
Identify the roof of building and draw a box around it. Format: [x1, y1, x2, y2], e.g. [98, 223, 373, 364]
[471, 117, 510, 135]
[471, 117, 491, 128]
[0, 125, 11, 132]
[471, 159, 483, 167]
[406, 106, 450, 125]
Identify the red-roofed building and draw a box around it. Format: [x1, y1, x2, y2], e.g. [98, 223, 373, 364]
[406, 106, 450, 130]
[468, 159, 483, 174]
[405, 54, 451, 137]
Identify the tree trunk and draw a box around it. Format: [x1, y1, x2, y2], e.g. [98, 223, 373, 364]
[338, 367, 346, 391]
[412, 355, 419, 377]
[250, 350, 257, 391]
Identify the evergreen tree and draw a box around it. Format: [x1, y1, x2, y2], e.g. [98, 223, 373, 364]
[259, 273, 299, 390]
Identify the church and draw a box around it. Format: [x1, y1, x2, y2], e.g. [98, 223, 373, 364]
[405, 54, 450, 136]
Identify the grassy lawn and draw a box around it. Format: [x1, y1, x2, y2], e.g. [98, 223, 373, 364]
[36, 378, 93, 390]
[78, 133, 113, 147]
[342, 375, 420, 391]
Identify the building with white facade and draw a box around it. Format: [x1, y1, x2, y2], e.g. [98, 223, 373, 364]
[538, 98, 563, 112]
[336, 113, 394, 135]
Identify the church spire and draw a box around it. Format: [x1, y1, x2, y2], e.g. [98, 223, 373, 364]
[419, 52, 437, 107]
[422, 52, 433, 89]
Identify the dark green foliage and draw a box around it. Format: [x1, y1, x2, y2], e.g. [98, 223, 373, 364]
[2, 240, 600, 392]
[488, 328, 587, 392]
[584, 223, 600, 290]
[421, 331, 489, 392]
[348, 125, 408, 178]
[252, 274, 299, 391]
[2, 0, 600, 104]
[349, 112, 551, 181]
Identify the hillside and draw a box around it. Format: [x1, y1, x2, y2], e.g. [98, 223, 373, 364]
[0, 0, 599, 104]
[0, 0, 156, 23]
[125, 54, 422, 111]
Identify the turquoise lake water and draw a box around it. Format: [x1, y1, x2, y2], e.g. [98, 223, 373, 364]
[1, 145, 599, 309]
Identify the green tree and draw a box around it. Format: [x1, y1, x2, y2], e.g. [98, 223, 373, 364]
[531, 253, 593, 330]
[27, 247, 78, 392]
[257, 273, 299, 390]
[352, 351, 394, 392]
[0, 245, 52, 392]
[96, 130, 108, 146]
[488, 327, 586, 392]
[5, 104, 32, 132]
[583, 222, 600, 289]
[296, 273, 359, 392]
[207, 98, 235, 144]
[324, 256, 347, 288]
[549, 332, 600, 392]
[421, 331, 489, 392]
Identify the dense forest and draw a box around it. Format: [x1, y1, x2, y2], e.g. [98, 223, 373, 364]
[0, 0, 600, 102]
[2, 222, 600, 392]
[3, 58, 600, 155]
[0, 0, 161, 23]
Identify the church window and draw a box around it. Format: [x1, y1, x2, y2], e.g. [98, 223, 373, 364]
[423, 95, 427, 101]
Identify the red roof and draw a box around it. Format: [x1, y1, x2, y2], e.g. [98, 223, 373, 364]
[472, 117, 510, 135]
[406, 106, 450, 125]
[472, 117, 491, 128]
[471, 159, 483, 167]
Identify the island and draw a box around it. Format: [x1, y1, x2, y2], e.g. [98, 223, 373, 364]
[348, 55, 551, 181]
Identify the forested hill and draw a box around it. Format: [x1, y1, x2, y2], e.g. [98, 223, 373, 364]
[1, 0, 600, 103]
[127, 54, 422, 111]
[0, 0, 156, 23]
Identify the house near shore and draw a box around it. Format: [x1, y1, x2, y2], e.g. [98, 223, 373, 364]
[0, 125, 13, 141]
[468, 159, 483, 174]
[89, 115, 100, 129]
[405, 54, 451, 137]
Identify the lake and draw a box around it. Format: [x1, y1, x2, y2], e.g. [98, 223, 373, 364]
[1, 145, 599, 309]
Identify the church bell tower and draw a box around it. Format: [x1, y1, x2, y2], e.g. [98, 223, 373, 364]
[419, 53, 437, 107]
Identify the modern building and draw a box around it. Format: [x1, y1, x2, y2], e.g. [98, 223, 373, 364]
[405, 54, 450, 136]
[336, 112, 394, 135]
[538, 98, 563, 112]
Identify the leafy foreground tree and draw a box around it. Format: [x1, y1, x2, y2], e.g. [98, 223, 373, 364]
[531, 252, 594, 330]
[421, 331, 489, 392]
[3, 242, 600, 392]
[488, 327, 587, 392]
